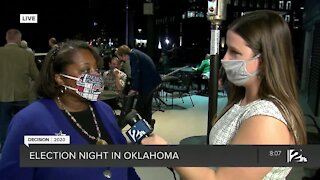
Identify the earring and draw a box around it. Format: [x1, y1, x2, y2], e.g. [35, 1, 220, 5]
[60, 86, 66, 94]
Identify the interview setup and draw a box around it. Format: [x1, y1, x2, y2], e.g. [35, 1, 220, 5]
[112, 1, 320, 180]
[2, 1, 320, 180]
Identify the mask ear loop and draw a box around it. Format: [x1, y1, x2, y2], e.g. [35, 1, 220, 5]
[252, 53, 261, 59]
[245, 53, 262, 75]
[60, 74, 80, 81]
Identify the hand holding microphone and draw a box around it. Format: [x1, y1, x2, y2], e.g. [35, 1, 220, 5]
[125, 110, 175, 179]
[125, 110, 153, 144]
[140, 134, 168, 145]
[124, 109, 168, 145]
[128, 90, 138, 96]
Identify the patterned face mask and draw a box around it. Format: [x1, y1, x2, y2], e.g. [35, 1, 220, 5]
[60, 73, 104, 101]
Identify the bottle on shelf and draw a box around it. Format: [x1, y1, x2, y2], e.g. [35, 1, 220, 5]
[286, 0, 292, 10]
[263, 0, 268, 9]
[271, 0, 278, 10]
[233, 0, 239, 7]
[249, 0, 254, 8]
[284, 14, 290, 23]
[241, 0, 246, 7]
[256, 0, 261, 9]
[279, 0, 284, 10]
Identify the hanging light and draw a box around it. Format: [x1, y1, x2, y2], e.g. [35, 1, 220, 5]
[165, 37, 170, 45]
[158, 40, 162, 49]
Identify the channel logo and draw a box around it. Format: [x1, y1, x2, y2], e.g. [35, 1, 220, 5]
[287, 149, 308, 163]
[126, 119, 152, 143]
[20, 14, 38, 23]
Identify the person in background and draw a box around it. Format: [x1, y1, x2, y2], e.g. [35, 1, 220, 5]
[103, 56, 127, 109]
[116, 45, 161, 128]
[103, 56, 127, 93]
[0, 29, 39, 152]
[158, 51, 170, 74]
[20, 40, 38, 102]
[120, 55, 131, 79]
[192, 54, 211, 94]
[142, 10, 306, 179]
[20, 40, 34, 53]
[0, 40, 140, 180]
[192, 53, 210, 79]
[48, 37, 58, 49]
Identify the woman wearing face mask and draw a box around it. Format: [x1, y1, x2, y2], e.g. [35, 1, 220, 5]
[142, 10, 306, 179]
[0, 41, 140, 180]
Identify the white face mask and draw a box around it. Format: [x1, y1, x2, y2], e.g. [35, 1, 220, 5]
[221, 54, 260, 86]
[60, 73, 104, 101]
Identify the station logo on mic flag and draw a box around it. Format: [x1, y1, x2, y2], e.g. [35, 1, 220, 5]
[126, 119, 152, 143]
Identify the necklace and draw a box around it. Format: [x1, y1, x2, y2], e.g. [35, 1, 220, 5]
[57, 97, 107, 145]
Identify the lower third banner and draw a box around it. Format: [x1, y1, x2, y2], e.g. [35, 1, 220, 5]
[20, 145, 319, 167]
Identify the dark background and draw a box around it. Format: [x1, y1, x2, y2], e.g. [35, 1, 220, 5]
[0, 0, 127, 52]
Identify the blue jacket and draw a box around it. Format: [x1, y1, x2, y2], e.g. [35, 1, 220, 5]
[130, 49, 161, 95]
[0, 99, 140, 180]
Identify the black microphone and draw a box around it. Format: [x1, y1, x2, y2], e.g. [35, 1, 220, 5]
[125, 110, 153, 143]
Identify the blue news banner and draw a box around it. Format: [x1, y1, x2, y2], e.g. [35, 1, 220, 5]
[20, 145, 320, 167]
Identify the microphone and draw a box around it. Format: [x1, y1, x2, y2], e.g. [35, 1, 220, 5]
[125, 110, 153, 143]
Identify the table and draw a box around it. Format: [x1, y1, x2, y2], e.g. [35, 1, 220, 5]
[169, 66, 195, 74]
[161, 75, 180, 82]
[99, 90, 119, 101]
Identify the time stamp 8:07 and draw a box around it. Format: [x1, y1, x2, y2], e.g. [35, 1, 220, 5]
[269, 150, 282, 157]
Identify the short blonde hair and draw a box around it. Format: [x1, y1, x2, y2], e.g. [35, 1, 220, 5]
[49, 37, 57, 44]
[20, 40, 28, 48]
[116, 45, 131, 56]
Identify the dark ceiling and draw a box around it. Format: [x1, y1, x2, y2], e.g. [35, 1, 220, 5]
[0, 0, 193, 52]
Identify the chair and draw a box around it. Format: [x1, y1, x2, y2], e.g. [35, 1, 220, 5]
[116, 94, 137, 129]
[152, 75, 181, 112]
[152, 85, 165, 112]
[162, 73, 194, 108]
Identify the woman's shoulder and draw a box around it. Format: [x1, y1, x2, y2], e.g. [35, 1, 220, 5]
[9, 99, 57, 132]
[93, 101, 114, 116]
[16, 99, 54, 117]
[94, 100, 112, 108]
[242, 99, 286, 124]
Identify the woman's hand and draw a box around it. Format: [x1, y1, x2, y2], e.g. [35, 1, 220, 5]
[141, 134, 168, 145]
[112, 68, 120, 76]
[128, 90, 138, 95]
